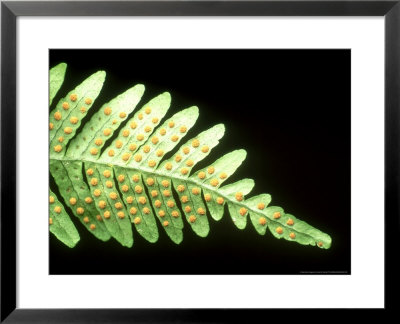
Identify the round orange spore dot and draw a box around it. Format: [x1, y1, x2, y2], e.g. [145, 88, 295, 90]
[257, 202, 266, 210]
[106, 180, 113, 188]
[115, 140, 123, 148]
[129, 207, 138, 215]
[175, 155, 182, 162]
[204, 193, 212, 202]
[122, 129, 130, 137]
[142, 145, 151, 154]
[108, 149, 115, 157]
[132, 174, 140, 182]
[114, 202, 123, 210]
[317, 241, 324, 247]
[207, 166, 215, 174]
[49, 122, 54, 130]
[103, 211, 111, 219]
[138, 113, 143, 120]
[146, 177, 155, 186]
[151, 190, 158, 198]
[189, 215, 197, 223]
[235, 192, 243, 202]
[142, 207, 151, 214]
[144, 107, 151, 114]
[239, 207, 247, 216]
[287, 218, 294, 226]
[104, 107, 112, 115]
[70, 94, 78, 102]
[117, 211, 125, 219]
[159, 210, 166, 218]
[192, 187, 200, 195]
[54, 145, 62, 153]
[109, 192, 118, 200]
[98, 200, 107, 209]
[289, 232, 296, 239]
[161, 180, 169, 188]
[180, 168, 189, 175]
[103, 170, 111, 178]
[129, 144, 137, 151]
[154, 200, 162, 208]
[210, 178, 219, 187]
[163, 220, 169, 227]
[54, 206, 62, 214]
[137, 134, 144, 141]
[126, 196, 134, 204]
[58, 136, 64, 143]
[259, 217, 267, 226]
[112, 119, 118, 125]
[138, 196, 146, 205]
[181, 196, 189, 203]
[93, 189, 101, 197]
[130, 121, 137, 129]
[168, 120, 175, 128]
[192, 139, 200, 148]
[49, 196, 55, 204]
[201, 146, 209, 153]
[179, 126, 187, 133]
[90, 178, 98, 186]
[171, 135, 179, 142]
[64, 127, 73, 134]
[86, 168, 94, 176]
[121, 153, 131, 161]
[171, 211, 180, 218]
[273, 212, 281, 219]
[167, 200, 175, 208]
[84, 197, 93, 204]
[152, 117, 159, 124]
[76, 207, 84, 215]
[54, 111, 62, 120]
[134, 154, 142, 162]
[62, 102, 69, 110]
[83, 216, 90, 224]
[177, 185, 185, 192]
[90, 224, 96, 230]
[165, 162, 173, 171]
[121, 185, 129, 192]
[197, 207, 206, 215]
[103, 128, 112, 136]
[184, 205, 192, 213]
[216, 197, 224, 205]
[156, 150, 164, 157]
[185, 160, 194, 167]
[119, 112, 126, 118]
[151, 136, 159, 144]
[80, 107, 86, 113]
[163, 190, 171, 197]
[198, 172, 206, 180]
[134, 185, 143, 194]
[276, 227, 283, 234]
[69, 197, 77, 205]
[144, 126, 152, 133]
[219, 172, 227, 180]
[70, 116, 79, 124]
[85, 98, 92, 105]
[159, 128, 166, 136]
[49, 218, 53, 225]
[96, 215, 102, 221]
[94, 138, 103, 146]
[133, 217, 141, 224]
[182, 147, 190, 155]
[90, 148, 98, 155]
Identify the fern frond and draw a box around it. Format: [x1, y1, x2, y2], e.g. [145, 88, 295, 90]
[49, 64, 332, 250]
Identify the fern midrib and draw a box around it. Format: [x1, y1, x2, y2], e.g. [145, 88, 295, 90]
[51, 156, 314, 238]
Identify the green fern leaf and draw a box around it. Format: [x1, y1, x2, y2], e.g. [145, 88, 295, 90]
[49, 64, 332, 250]
[49, 62, 67, 105]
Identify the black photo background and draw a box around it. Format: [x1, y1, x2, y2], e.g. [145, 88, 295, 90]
[49, 49, 350, 274]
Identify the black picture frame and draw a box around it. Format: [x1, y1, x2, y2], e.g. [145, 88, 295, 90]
[1, 0, 397, 322]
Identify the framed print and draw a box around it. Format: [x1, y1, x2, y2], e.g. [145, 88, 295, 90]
[1, 0, 398, 322]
